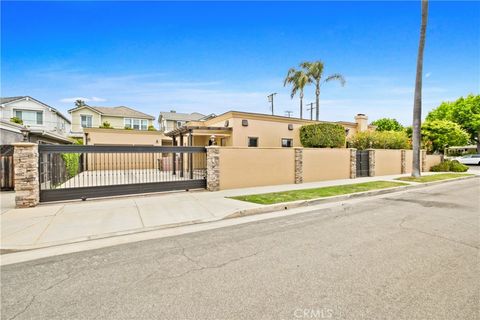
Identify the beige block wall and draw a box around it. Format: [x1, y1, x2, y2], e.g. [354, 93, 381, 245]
[85, 129, 170, 146]
[71, 109, 102, 132]
[218, 147, 295, 189]
[425, 155, 443, 171]
[405, 150, 413, 173]
[303, 148, 351, 182]
[375, 149, 402, 176]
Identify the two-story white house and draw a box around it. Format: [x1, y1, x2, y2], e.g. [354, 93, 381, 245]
[0, 96, 72, 144]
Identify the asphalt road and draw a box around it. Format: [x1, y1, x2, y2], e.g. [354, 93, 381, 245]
[2, 178, 479, 320]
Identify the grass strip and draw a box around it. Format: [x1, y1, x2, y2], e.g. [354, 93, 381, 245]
[229, 181, 408, 205]
[396, 173, 474, 183]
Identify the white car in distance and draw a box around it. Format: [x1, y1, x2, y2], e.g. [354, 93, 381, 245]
[455, 154, 480, 165]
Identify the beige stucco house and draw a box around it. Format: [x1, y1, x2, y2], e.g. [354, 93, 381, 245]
[165, 111, 373, 148]
[69, 105, 156, 138]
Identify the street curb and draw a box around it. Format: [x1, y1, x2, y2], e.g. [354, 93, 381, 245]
[225, 175, 478, 219]
[2, 175, 477, 252]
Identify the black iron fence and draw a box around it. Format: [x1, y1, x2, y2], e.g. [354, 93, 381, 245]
[38, 145, 207, 202]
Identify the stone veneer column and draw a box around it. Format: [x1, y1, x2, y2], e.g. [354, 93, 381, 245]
[421, 149, 427, 172]
[401, 149, 407, 174]
[13, 142, 39, 208]
[294, 148, 303, 184]
[350, 148, 357, 179]
[206, 146, 220, 191]
[367, 149, 376, 177]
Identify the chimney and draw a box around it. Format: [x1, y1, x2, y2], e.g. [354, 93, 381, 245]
[355, 114, 368, 132]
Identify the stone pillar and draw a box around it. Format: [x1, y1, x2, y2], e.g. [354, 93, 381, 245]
[350, 148, 357, 179]
[294, 148, 303, 184]
[13, 142, 39, 208]
[401, 149, 407, 174]
[367, 149, 375, 177]
[206, 146, 220, 191]
[421, 149, 427, 172]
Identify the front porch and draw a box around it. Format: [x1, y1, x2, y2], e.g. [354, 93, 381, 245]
[166, 125, 232, 147]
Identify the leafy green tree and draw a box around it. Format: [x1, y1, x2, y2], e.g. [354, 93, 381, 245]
[348, 131, 410, 150]
[300, 123, 346, 148]
[10, 117, 23, 125]
[421, 120, 469, 153]
[426, 94, 480, 152]
[300, 61, 345, 121]
[284, 68, 311, 119]
[370, 118, 404, 131]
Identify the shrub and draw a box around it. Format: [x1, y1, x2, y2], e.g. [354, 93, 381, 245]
[10, 117, 23, 125]
[61, 153, 80, 178]
[348, 130, 410, 150]
[430, 160, 469, 172]
[124, 126, 133, 130]
[147, 125, 156, 131]
[100, 121, 113, 129]
[300, 123, 346, 148]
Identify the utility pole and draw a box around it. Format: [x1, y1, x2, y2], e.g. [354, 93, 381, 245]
[284, 110, 293, 118]
[267, 93, 277, 115]
[306, 102, 315, 120]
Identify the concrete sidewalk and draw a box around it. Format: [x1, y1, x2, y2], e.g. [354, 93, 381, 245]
[0, 173, 474, 251]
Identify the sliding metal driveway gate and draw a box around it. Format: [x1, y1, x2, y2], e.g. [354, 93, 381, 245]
[39, 145, 207, 202]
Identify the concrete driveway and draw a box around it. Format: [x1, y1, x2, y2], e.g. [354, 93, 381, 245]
[1, 179, 478, 319]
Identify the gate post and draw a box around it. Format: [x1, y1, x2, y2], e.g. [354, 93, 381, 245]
[12, 142, 39, 208]
[367, 149, 375, 177]
[350, 148, 357, 179]
[206, 146, 220, 191]
[294, 148, 303, 184]
[401, 150, 407, 174]
[421, 149, 427, 172]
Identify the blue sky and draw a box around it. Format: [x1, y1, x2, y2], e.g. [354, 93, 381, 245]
[1, 1, 479, 125]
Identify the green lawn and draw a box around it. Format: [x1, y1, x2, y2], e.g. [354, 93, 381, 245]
[396, 173, 474, 183]
[229, 181, 408, 205]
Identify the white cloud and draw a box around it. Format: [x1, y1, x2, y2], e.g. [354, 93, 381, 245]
[59, 96, 107, 103]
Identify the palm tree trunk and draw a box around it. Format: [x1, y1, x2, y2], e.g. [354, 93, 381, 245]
[411, 0, 429, 177]
[300, 91, 304, 119]
[315, 82, 320, 121]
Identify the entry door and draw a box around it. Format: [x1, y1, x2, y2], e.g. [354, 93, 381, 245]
[356, 151, 370, 177]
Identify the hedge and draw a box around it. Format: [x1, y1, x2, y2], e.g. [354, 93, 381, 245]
[430, 160, 468, 172]
[300, 123, 346, 148]
[348, 130, 410, 150]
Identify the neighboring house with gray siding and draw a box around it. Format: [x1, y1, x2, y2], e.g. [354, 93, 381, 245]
[158, 110, 209, 133]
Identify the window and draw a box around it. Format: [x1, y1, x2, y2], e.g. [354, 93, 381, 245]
[14, 110, 43, 125]
[125, 118, 148, 130]
[248, 137, 258, 147]
[81, 115, 92, 128]
[282, 138, 293, 148]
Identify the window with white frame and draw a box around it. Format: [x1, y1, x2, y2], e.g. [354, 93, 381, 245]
[14, 110, 43, 125]
[125, 118, 148, 130]
[81, 115, 93, 128]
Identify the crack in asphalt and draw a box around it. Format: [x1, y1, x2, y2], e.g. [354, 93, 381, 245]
[398, 215, 478, 250]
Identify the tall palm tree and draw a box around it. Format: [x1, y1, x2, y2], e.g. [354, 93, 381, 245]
[75, 99, 86, 108]
[411, 0, 429, 177]
[283, 68, 310, 119]
[300, 61, 346, 121]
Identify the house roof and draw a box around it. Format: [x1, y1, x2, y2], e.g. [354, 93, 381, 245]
[69, 105, 155, 120]
[0, 96, 71, 123]
[158, 111, 206, 122]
